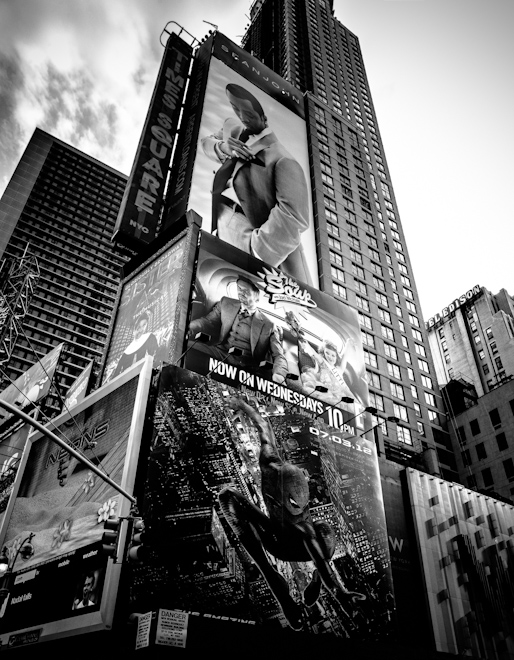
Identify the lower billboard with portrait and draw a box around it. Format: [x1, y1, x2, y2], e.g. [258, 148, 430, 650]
[0, 357, 153, 648]
[183, 232, 369, 433]
[132, 365, 394, 642]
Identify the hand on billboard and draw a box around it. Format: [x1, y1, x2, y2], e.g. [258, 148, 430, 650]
[220, 137, 253, 161]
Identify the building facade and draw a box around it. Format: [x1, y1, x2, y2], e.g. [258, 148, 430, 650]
[0, 128, 131, 411]
[427, 285, 514, 396]
[243, 0, 454, 479]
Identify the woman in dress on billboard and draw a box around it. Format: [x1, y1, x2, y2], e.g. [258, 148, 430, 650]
[111, 312, 158, 379]
[299, 337, 355, 405]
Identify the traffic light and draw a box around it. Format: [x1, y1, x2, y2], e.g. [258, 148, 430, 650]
[102, 516, 122, 560]
[57, 453, 70, 487]
[127, 518, 150, 562]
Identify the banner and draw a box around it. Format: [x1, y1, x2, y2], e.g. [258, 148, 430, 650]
[132, 365, 394, 641]
[183, 232, 368, 431]
[113, 33, 192, 249]
[164, 33, 317, 287]
[102, 234, 189, 383]
[63, 361, 93, 410]
[0, 343, 64, 442]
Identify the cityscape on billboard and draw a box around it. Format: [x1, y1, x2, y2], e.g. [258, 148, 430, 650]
[132, 365, 394, 641]
[102, 233, 190, 384]
[184, 232, 368, 430]
[0, 358, 152, 646]
[178, 35, 317, 287]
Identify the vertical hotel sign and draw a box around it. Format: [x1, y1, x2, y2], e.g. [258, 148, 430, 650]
[113, 33, 192, 250]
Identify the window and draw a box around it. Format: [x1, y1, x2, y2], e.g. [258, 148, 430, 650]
[490, 341, 498, 354]
[417, 422, 425, 436]
[327, 221, 340, 237]
[411, 384, 418, 399]
[364, 350, 378, 368]
[414, 344, 426, 357]
[411, 328, 422, 342]
[495, 357, 503, 370]
[485, 327, 493, 340]
[384, 344, 398, 360]
[503, 458, 514, 480]
[369, 391, 385, 412]
[375, 291, 387, 306]
[356, 295, 370, 311]
[373, 276, 385, 291]
[328, 236, 342, 251]
[470, 419, 480, 436]
[361, 330, 375, 347]
[330, 250, 343, 266]
[476, 443, 487, 460]
[387, 362, 401, 379]
[409, 314, 420, 328]
[359, 313, 373, 330]
[331, 265, 345, 282]
[378, 308, 391, 324]
[489, 408, 501, 429]
[333, 282, 347, 299]
[397, 426, 412, 445]
[354, 279, 367, 295]
[481, 468, 494, 488]
[414, 402, 422, 417]
[352, 264, 365, 279]
[496, 432, 508, 451]
[408, 368, 415, 381]
[424, 392, 436, 407]
[467, 474, 477, 489]
[391, 382, 405, 400]
[393, 403, 408, 422]
[418, 358, 430, 373]
[381, 325, 394, 341]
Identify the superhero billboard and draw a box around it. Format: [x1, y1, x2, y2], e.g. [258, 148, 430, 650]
[113, 32, 192, 250]
[102, 224, 197, 384]
[164, 33, 317, 288]
[132, 365, 394, 642]
[183, 232, 368, 432]
[0, 357, 152, 648]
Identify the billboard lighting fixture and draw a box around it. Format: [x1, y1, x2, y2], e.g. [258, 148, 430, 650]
[313, 395, 355, 419]
[177, 332, 211, 363]
[303, 384, 329, 397]
[0, 532, 35, 608]
[205, 347, 243, 377]
[358, 416, 400, 457]
[344, 406, 378, 426]
[286, 373, 299, 381]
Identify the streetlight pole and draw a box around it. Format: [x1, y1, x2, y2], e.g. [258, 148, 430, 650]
[0, 399, 136, 504]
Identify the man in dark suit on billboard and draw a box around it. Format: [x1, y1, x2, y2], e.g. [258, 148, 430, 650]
[188, 276, 288, 383]
[202, 84, 312, 285]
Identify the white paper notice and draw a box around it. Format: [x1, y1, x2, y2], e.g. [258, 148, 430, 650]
[135, 612, 152, 650]
[156, 609, 189, 647]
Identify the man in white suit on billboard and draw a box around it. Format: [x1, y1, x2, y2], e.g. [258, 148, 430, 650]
[202, 84, 312, 285]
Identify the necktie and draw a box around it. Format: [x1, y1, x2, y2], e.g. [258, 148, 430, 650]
[211, 128, 252, 231]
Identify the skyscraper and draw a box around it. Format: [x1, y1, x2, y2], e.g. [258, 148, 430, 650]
[0, 128, 131, 411]
[242, 0, 453, 478]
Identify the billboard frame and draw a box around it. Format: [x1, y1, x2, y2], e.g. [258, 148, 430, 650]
[0, 355, 153, 648]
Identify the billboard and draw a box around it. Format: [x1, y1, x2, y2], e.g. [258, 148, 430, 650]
[102, 226, 196, 384]
[112, 32, 192, 250]
[131, 365, 393, 642]
[405, 468, 514, 656]
[0, 357, 152, 648]
[63, 360, 94, 410]
[183, 232, 368, 431]
[165, 33, 317, 287]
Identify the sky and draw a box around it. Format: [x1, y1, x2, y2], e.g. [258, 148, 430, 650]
[0, 0, 512, 322]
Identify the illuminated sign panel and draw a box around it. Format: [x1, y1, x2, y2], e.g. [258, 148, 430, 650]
[132, 365, 394, 642]
[0, 357, 152, 647]
[183, 232, 368, 431]
[165, 33, 317, 287]
[113, 33, 192, 249]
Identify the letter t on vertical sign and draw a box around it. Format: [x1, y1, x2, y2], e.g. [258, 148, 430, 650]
[113, 33, 192, 251]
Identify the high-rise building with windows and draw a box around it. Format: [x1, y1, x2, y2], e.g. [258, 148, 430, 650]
[0, 128, 131, 411]
[242, 0, 453, 478]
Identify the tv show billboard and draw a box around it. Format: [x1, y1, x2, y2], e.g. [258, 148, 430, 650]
[165, 33, 317, 287]
[0, 358, 152, 647]
[113, 32, 192, 250]
[102, 228, 195, 384]
[183, 232, 368, 431]
[132, 365, 393, 641]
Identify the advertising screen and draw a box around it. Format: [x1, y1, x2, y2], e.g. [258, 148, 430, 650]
[183, 232, 368, 431]
[0, 357, 152, 648]
[102, 230, 193, 384]
[166, 33, 317, 288]
[132, 365, 393, 642]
